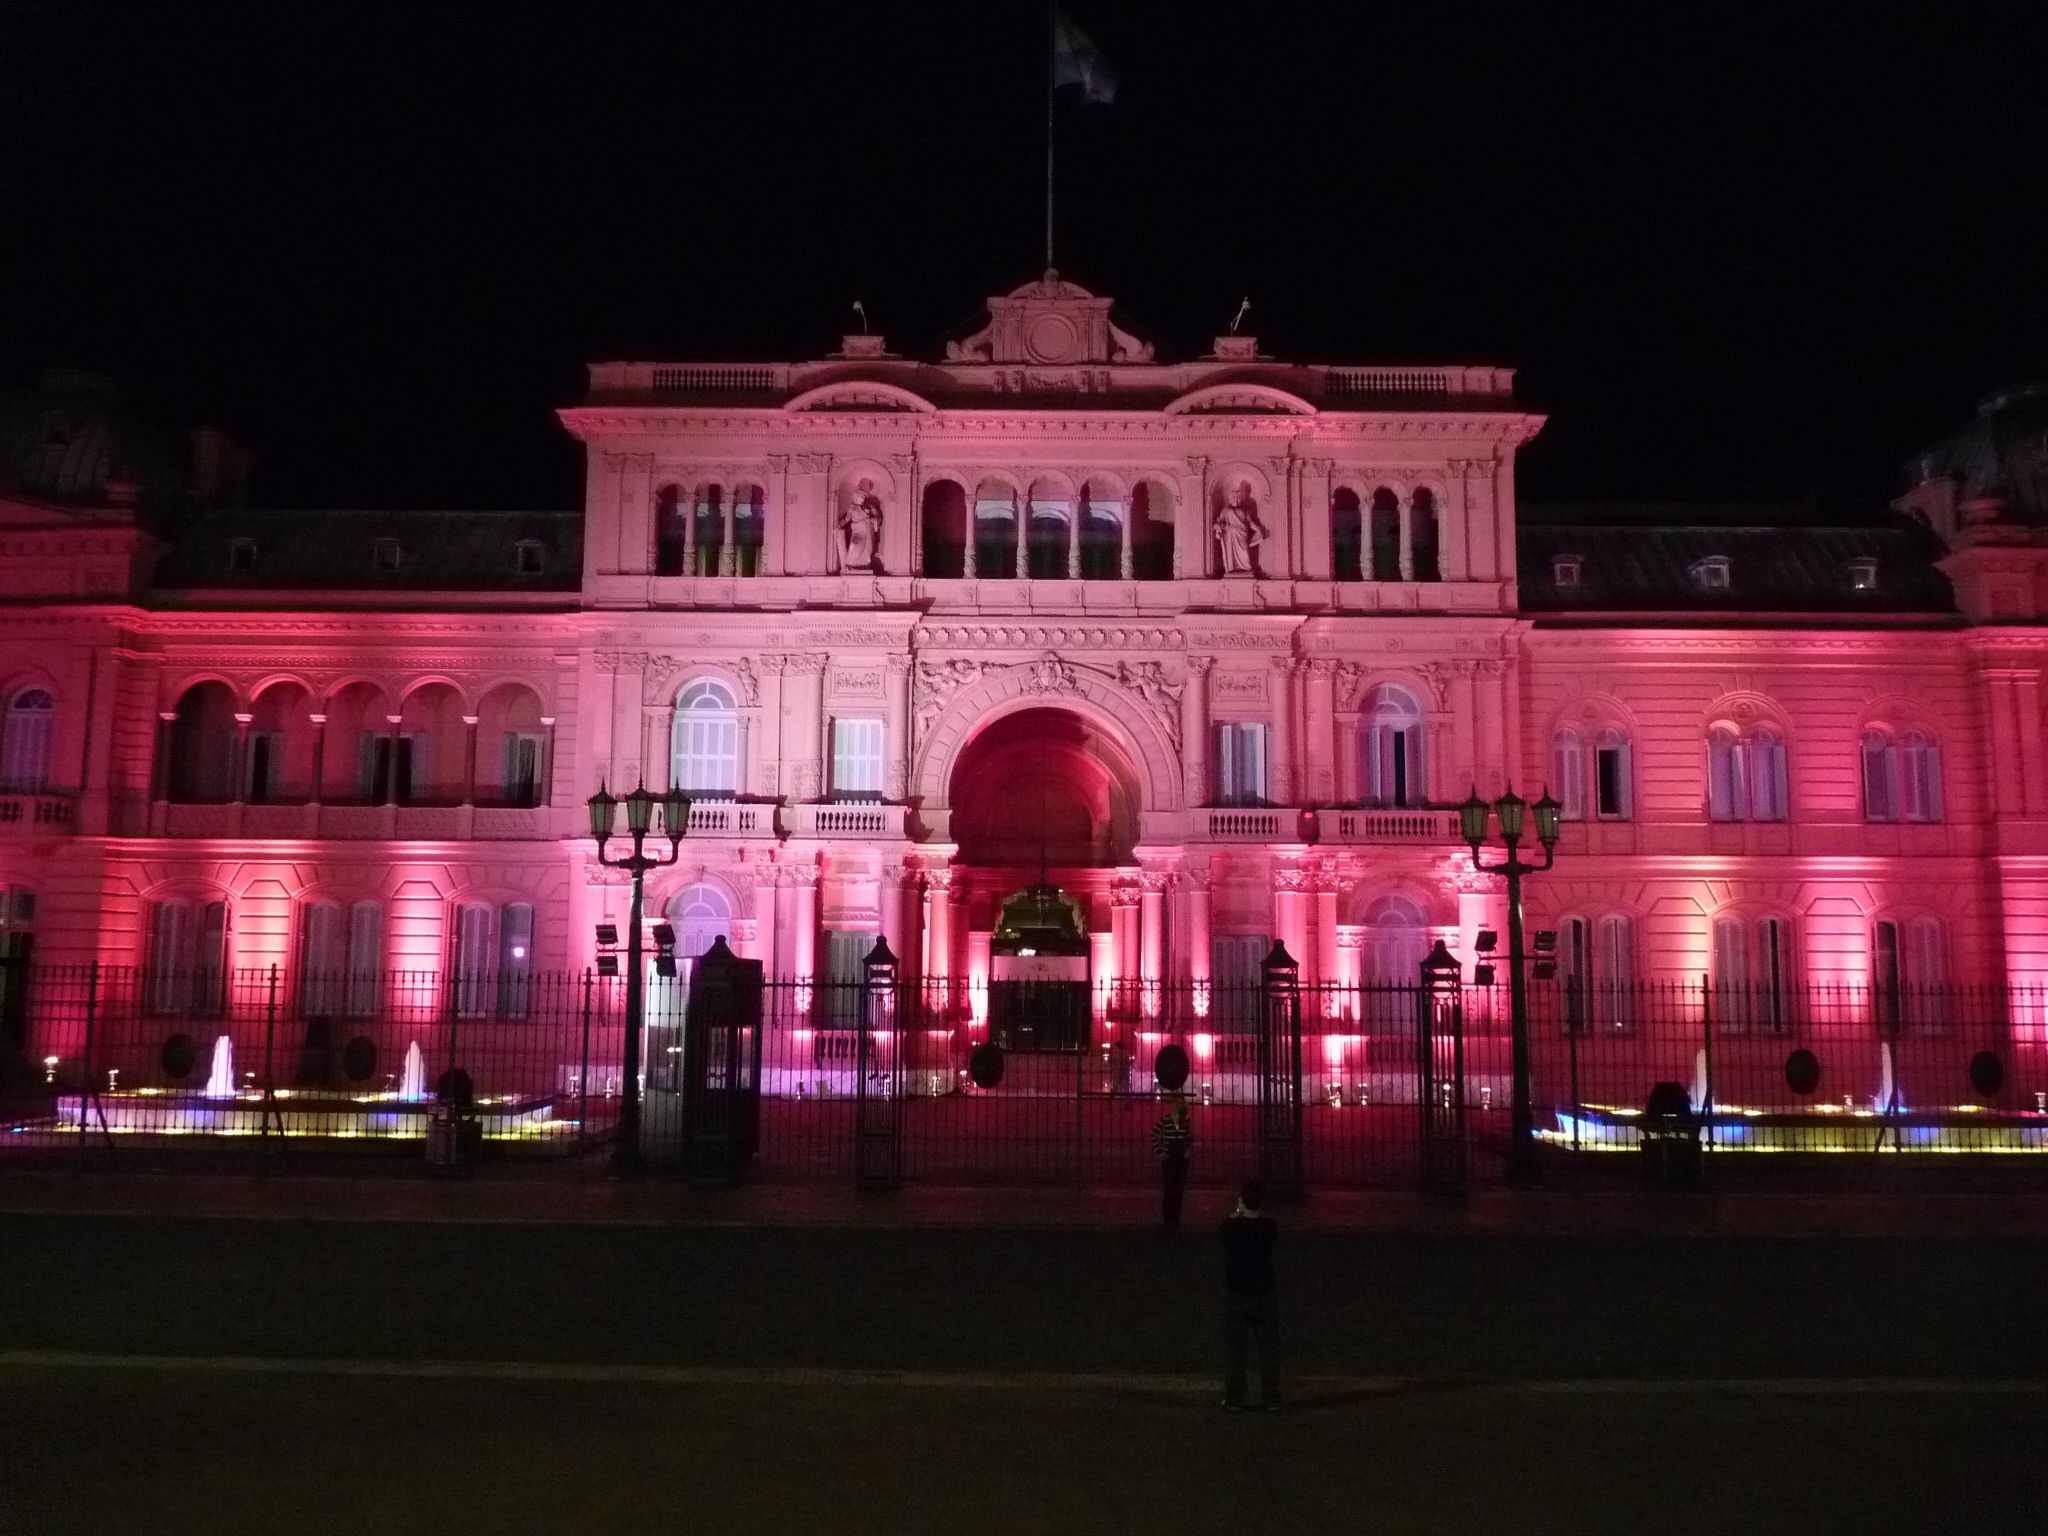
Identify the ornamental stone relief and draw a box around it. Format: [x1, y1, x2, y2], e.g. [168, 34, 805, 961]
[911, 650, 1185, 756]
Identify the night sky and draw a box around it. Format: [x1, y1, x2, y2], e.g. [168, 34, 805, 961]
[5, 1, 2044, 515]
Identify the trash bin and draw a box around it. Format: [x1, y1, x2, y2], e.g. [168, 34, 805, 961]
[1639, 1079, 1702, 1189]
[424, 1068, 482, 1173]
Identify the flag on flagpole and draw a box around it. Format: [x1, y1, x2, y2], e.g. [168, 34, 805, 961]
[1052, 10, 1118, 104]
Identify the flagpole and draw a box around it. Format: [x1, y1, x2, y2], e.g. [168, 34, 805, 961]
[1044, 1, 1056, 269]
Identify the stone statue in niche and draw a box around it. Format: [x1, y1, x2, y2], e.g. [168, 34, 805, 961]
[1213, 481, 1266, 576]
[838, 479, 883, 572]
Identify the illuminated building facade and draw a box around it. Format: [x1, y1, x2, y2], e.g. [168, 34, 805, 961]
[4, 284, 2047, 1072]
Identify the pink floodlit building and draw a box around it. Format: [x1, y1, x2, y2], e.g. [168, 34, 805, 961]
[3, 281, 2047, 1077]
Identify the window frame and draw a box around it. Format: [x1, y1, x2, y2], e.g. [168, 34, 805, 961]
[829, 717, 886, 801]
[670, 679, 741, 799]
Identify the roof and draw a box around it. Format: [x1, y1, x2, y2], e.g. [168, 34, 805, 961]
[152, 508, 582, 592]
[1518, 509, 1954, 615]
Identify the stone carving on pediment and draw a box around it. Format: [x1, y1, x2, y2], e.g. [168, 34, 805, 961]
[914, 657, 986, 736]
[1116, 661, 1182, 754]
[1021, 651, 1080, 695]
[1273, 866, 1313, 894]
[642, 655, 682, 702]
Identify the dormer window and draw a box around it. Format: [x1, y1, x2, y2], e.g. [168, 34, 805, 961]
[227, 537, 259, 574]
[1691, 556, 1731, 592]
[514, 540, 546, 576]
[372, 538, 403, 574]
[1551, 554, 1583, 590]
[1846, 557, 1879, 593]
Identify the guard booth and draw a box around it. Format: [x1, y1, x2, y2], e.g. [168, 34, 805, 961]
[1416, 939, 1467, 1194]
[664, 935, 762, 1184]
[1257, 941, 1305, 1199]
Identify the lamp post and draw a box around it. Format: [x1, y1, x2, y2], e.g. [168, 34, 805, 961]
[588, 781, 690, 1177]
[1459, 785, 1562, 1190]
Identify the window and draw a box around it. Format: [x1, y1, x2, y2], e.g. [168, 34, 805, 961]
[372, 538, 403, 574]
[1368, 490, 1401, 581]
[514, 540, 546, 576]
[1410, 489, 1441, 582]
[501, 732, 545, 807]
[453, 901, 532, 1018]
[1211, 722, 1267, 805]
[357, 732, 393, 802]
[692, 486, 725, 576]
[1361, 686, 1426, 807]
[1866, 728, 1941, 823]
[228, 538, 259, 574]
[298, 901, 345, 1015]
[974, 491, 1020, 576]
[2, 688, 55, 791]
[1594, 730, 1631, 818]
[666, 882, 734, 963]
[830, 718, 885, 799]
[1708, 723, 1786, 822]
[1026, 498, 1069, 579]
[670, 679, 739, 797]
[1712, 914, 1796, 1032]
[1560, 916, 1592, 1031]
[731, 485, 765, 577]
[654, 485, 687, 575]
[1331, 489, 1363, 581]
[1691, 556, 1731, 592]
[1846, 558, 1879, 593]
[1595, 914, 1635, 1030]
[1552, 554, 1583, 590]
[1875, 916, 1947, 1032]
[824, 928, 881, 1030]
[147, 898, 229, 1016]
[345, 900, 383, 1017]
[1210, 933, 1269, 1031]
[1078, 494, 1121, 579]
[1552, 729, 1585, 821]
[245, 730, 281, 804]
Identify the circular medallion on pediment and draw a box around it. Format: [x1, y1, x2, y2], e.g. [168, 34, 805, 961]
[1025, 312, 1081, 363]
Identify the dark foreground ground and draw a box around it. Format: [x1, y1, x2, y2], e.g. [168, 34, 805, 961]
[4, 1183, 2047, 1533]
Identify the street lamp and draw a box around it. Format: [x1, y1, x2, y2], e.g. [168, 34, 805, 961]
[1461, 785, 1562, 1189]
[588, 780, 691, 1176]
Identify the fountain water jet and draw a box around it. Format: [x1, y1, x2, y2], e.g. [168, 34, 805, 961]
[399, 1041, 426, 1102]
[203, 1034, 236, 1098]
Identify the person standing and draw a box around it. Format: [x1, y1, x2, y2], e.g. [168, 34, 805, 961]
[1219, 1180, 1281, 1411]
[1150, 1093, 1192, 1232]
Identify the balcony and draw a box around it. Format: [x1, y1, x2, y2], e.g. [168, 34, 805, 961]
[686, 800, 774, 837]
[0, 789, 78, 835]
[1316, 808, 1459, 845]
[786, 802, 910, 840]
[1203, 807, 1304, 842]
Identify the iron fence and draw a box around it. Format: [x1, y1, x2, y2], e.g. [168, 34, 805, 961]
[3, 959, 2045, 1182]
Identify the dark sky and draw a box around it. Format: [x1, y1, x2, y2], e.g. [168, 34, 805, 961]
[5, 1, 2045, 514]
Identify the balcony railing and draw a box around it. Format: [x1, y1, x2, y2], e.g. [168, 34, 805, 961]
[1205, 808, 1296, 841]
[686, 801, 773, 837]
[1316, 808, 1459, 845]
[0, 789, 78, 833]
[786, 802, 909, 840]
[1323, 365, 1514, 399]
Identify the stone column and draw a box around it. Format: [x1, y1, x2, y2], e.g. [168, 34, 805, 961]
[1066, 498, 1082, 578]
[1304, 659, 1337, 806]
[1139, 872, 1169, 1013]
[719, 493, 737, 576]
[880, 865, 908, 971]
[787, 867, 819, 987]
[1110, 877, 1141, 1015]
[1300, 458, 1334, 580]
[753, 871, 781, 976]
[1182, 656, 1213, 806]
[461, 714, 480, 803]
[1015, 488, 1030, 580]
[962, 494, 977, 579]
[922, 866, 955, 1004]
[1119, 500, 1134, 579]
[764, 454, 790, 577]
[680, 486, 698, 576]
[1177, 456, 1209, 580]
[640, 704, 668, 792]
[232, 711, 253, 800]
[2015, 672, 2046, 816]
[1269, 657, 1297, 805]
[1273, 863, 1313, 973]
[1477, 661, 1508, 795]
[1314, 867, 1341, 992]
[1185, 870, 1212, 981]
[885, 654, 913, 801]
[384, 713, 404, 804]
[308, 713, 328, 804]
[1398, 492, 1415, 581]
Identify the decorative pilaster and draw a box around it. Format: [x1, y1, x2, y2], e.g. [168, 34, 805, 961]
[1304, 658, 1337, 805]
[1183, 656, 1213, 805]
[1269, 656, 1298, 805]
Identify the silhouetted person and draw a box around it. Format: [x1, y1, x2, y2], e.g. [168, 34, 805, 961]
[1219, 1179, 1281, 1410]
[1150, 1093, 1191, 1231]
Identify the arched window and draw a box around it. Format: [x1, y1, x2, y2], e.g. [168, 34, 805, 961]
[1410, 489, 1441, 581]
[1558, 915, 1632, 1033]
[667, 882, 734, 962]
[346, 900, 383, 1017]
[1594, 729, 1632, 819]
[2, 689, 54, 791]
[1747, 729, 1787, 821]
[1331, 488, 1364, 581]
[1368, 490, 1401, 581]
[1875, 915, 1948, 1031]
[654, 484, 687, 575]
[301, 898, 384, 1018]
[920, 480, 967, 579]
[1078, 489, 1121, 579]
[147, 897, 229, 1016]
[731, 484, 765, 576]
[1361, 686, 1426, 808]
[670, 680, 739, 798]
[974, 483, 1020, 577]
[451, 901, 533, 1019]
[1362, 896, 1429, 987]
[1552, 728, 1585, 821]
[1861, 729, 1895, 821]
[692, 484, 725, 577]
[1129, 482, 1173, 581]
[1026, 494, 1070, 579]
[1714, 913, 1796, 1033]
[1900, 730, 1941, 822]
[1707, 722, 1785, 822]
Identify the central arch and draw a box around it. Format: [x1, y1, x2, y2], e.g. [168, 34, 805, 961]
[949, 707, 1142, 867]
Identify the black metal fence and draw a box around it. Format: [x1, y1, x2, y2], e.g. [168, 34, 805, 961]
[3, 960, 2045, 1184]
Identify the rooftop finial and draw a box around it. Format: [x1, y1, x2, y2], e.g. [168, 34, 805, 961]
[851, 300, 868, 335]
[1229, 296, 1251, 335]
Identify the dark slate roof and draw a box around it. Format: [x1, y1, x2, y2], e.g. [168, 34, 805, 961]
[1518, 506, 1954, 615]
[153, 509, 582, 592]
[1909, 385, 2048, 524]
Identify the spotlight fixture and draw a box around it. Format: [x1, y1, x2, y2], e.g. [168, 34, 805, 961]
[652, 922, 676, 951]
[652, 955, 677, 979]
[1475, 929, 1498, 953]
[595, 923, 619, 947]
[596, 954, 620, 976]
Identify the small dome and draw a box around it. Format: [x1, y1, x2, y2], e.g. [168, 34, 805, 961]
[0, 369, 186, 507]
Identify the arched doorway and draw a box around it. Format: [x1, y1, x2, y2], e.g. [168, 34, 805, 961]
[950, 707, 1140, 869]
